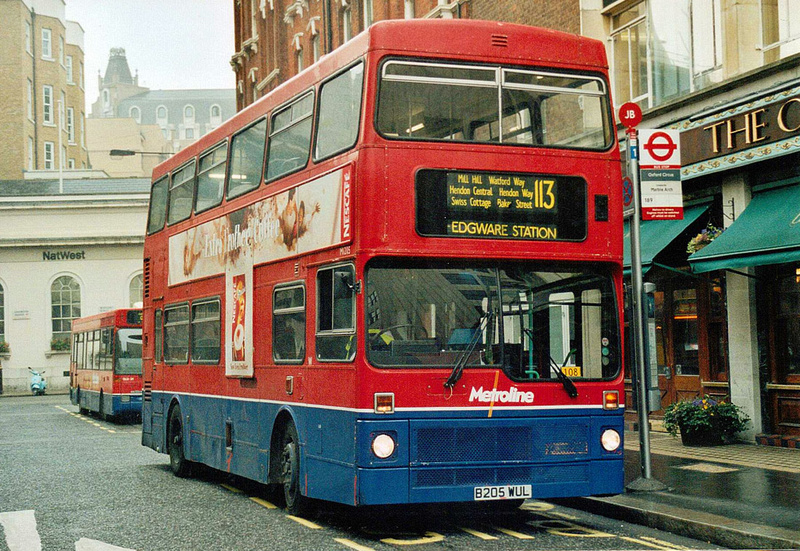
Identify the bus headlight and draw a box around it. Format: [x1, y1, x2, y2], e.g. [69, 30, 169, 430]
[600, 429, 621, 452]
[371, 433, 396, 459]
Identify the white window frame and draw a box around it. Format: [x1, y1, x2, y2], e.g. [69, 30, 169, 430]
[183, 104, 195, 122]
[25, 20, 32, 54]
[44, 141, 54, 170]
[59, 36, 65, 66]
[363, 0, 373, 28]
[343, 6, 352, 41]
[41, 28, 52, 59]
[129, 106, 141, 123]
[67, 107, 75, 143]
[66, 55, 74, 83]
[27, 79, 33, 120]
[28, 137, 34, 171]
[43, 85, 54, 125]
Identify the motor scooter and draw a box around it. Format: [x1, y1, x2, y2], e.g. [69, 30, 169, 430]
[28, 367, 47, 396]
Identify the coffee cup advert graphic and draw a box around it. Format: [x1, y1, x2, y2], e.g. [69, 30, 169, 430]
[232, 274, 246, 362]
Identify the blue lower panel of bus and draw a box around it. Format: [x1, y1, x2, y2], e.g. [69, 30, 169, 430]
[71, 388, 142, 416]
[144, 392, 623, 506]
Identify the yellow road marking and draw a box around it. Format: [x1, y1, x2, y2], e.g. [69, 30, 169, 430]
[221, 484, 243, 494]
[546, 511, 579, 520]
[460, 527, 498, 540]
[520, 501, 554, 512]
[334, 538, 375, 551]
[495, 527, 534, 540]
[287, 515, 322, 529]
[249, 497, 277, 509]
[380, 532, 445, 545]
[619, 536, 673, 549]
[640, 536, 689, 549]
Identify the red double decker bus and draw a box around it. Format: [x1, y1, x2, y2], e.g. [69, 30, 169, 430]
[142, 19, 625, 513]
[70, 308, 143, 419]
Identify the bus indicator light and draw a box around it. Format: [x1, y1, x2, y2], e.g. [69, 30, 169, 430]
[374, 393, 395, 414]
[603, 390, 620, 410]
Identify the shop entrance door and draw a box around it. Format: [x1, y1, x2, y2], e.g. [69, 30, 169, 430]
[656, 283, 702, 408]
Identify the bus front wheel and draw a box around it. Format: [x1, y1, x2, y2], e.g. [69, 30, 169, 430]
[280, 421, 311, 515]
[168, 406, 193, 478]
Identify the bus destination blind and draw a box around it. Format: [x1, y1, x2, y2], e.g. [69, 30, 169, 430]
[416, 169, 587, 241]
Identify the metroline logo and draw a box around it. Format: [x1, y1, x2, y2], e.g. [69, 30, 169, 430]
[469, 386, 534, 404]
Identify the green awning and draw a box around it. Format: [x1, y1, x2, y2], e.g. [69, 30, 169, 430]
[689, 184, 800, 274]
[624, 203, 709, 276]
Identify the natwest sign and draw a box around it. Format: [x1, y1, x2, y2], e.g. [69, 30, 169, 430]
[682, 94, 800, 166]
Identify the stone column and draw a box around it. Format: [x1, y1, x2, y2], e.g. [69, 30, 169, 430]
[722, 173, 762, 439]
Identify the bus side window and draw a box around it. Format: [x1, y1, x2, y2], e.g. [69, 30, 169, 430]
[195, 142, 228, 213]
[154, 309, 163, 364]
[191, 299, 221, 364]
[316, 265, 356, 362]
[273, 284, 305, 363]
[227, 118, 267, 199]
[167, 160, 196, 225]
[314, 62, 364, 161]
[266, 91, 314, 182]
[147, 176, 169, 234]
[164, 304, 190, 364]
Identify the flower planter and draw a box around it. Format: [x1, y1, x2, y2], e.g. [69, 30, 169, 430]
[679, 426, 725, 446]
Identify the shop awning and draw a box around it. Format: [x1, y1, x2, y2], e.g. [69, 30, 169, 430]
[689, 184, 800, 274]
[624, 203, 709, 276]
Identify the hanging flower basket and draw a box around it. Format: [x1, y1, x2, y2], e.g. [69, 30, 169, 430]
[687, 224, 724, 254]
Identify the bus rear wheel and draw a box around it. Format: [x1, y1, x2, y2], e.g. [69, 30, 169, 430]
[280, 421, 311, 515]
[168, 406, 193, 478]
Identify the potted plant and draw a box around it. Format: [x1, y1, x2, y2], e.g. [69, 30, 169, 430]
[0, 341, 9, 354]
[50, 338, 70, 352]
[687, 223, 724, 254]
[663, 395, 749, 446]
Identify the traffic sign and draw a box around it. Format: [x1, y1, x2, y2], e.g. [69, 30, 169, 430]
[639, 129, 681, 168]
[619, 102, 642, 129]
[622, 176, 633, 207]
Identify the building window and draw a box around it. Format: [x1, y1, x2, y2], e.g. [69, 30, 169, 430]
[312, 34, 320, 63]
[185, 127, 195, 140]
[296, 48, 304, 72]
[609, 0, 692, 109]
[183, 105, 195, 122]
[343, 6, 352, 41]
[0, 283, 4, 345]
[44, 142, 54, 169]
[775, 267, 800, 380]
[129, 106, 141, 123]
[66, 55, 74, 83]
[129, 274, 143, 307]
[27, 79, 33, 120]
[59, 36, 65, 65]
[67, 108, 75, 142]
[68, 158, 75, 169]
[51, 275, 81, 344]
[363, 0, 373, 28]
[80, 115, 85, 148]
[210, 104, 221, 121]
[60, 91, 66, 128]
[102, 89, 110, 108]
[43, 85, 54, 124]
[762, 0, 800, 61]
[273, 285, 305, 363]
[405, 0, 415, 18]
[157, 105, 168, 122]
[28, 137, 34, 170]
[42, 28, 52, 59]
[25, 20, 32, 54]
[692, 0, 723, 82]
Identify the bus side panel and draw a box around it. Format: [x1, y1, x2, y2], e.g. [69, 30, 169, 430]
[302, 407, 359, 505]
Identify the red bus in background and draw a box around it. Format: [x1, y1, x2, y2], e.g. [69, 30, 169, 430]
[142, 19, 625, 514]
[70, 308, 143, 419]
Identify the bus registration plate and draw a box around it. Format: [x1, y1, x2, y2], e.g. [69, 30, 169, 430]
[473, 484, 532, 501]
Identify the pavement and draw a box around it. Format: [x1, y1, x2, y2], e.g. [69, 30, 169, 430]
[560, 429, 800, 550]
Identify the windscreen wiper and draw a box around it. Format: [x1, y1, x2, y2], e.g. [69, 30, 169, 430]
[522, 328, 578, 398]
[549, 352, 579, 398]
[444, 310, 492, 390]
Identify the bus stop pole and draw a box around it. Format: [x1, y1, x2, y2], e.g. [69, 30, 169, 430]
[626, 129, 665, 491]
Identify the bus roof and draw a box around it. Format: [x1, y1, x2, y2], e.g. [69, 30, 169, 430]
[71, 308, 142, 332]
[151, 19, 608, 180]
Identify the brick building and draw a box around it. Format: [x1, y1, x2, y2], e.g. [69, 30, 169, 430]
[0, 0, 89, 180]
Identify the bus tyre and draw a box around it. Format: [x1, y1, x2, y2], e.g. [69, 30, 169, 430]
[168, 406, 193, 478]
[280, 421, 311, 516]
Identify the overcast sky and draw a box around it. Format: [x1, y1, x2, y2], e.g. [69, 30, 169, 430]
[65, 0, 236, 112]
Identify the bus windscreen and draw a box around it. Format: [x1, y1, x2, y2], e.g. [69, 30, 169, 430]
[115, 328, 143, 375]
